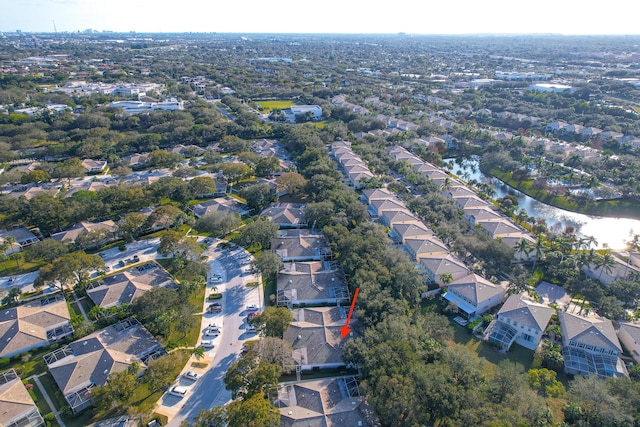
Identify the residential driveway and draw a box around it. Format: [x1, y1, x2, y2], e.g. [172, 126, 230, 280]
[155, 240, 263, 426]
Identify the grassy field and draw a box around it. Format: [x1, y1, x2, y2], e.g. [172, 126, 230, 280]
[254, 100, 296, 111]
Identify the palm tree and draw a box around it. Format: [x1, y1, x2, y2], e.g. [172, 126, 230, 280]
[532, 239, 547, 274]
[4, 236, 17, 254]
[594, 250, 616, 281]
[514, 238, 534, 263]
[584, 235, 598, 251]
[192, 345, 206, 361]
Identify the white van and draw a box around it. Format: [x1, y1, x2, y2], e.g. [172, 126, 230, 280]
[169, 386, 188, 398]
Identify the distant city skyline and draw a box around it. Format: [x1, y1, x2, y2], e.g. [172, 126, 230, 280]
[2, 0, 639, 35]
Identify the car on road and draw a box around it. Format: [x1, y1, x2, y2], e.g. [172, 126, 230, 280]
[247, 311, 260, 321]
[245, 324, 257, 333]
[169, 386, 188, 398]
[203, 329, 220, 337]
[183, 371, 199, 381]
[246, 304, 259, 311]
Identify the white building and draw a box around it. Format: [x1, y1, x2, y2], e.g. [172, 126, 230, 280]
[529, 83, 574, 93]
[484, 293, 554, 351]
[283, 105, 322, 122]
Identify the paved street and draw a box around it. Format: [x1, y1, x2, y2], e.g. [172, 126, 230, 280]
[155, 240, 262, 426]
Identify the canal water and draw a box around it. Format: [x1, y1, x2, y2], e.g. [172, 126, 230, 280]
[445, 157, 640, 249]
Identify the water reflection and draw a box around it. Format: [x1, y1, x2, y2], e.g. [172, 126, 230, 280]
[446, 157, 640, 249]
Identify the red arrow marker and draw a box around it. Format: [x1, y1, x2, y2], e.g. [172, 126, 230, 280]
[340, 288, 360, 339]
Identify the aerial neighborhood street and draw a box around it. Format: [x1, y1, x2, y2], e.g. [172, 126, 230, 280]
[2, 26, 640, 427]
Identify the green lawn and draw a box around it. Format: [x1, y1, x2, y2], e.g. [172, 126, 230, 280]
[0, 257, 45, 277]
[27, 378, 52, 415]
[264, 275, 277, 306]
[254, 100, 296, 112]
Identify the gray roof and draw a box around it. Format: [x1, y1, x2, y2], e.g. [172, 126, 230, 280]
[46, 319, 164, 396]
[284, 307, 350, 367]
[559, 311, 622, 352]
[448, 274, 504, 304]
[0, 296, 71, 358]
[498, 294, 554, 331]
[361, 188, 396, 203]
[272, 230, 329, 260]
[420, 255, 469, 277]
[0, 369, 42, 427]
[260, 203, 306, 227]
[275, 377, 380, 427]
[277, 262, 347, 303]
[87, 263, 177, 308]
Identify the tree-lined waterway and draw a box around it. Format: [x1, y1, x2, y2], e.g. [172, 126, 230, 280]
[447, 157, 640, 249]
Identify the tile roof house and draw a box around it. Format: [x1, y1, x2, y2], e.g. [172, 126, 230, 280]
[477, 218, 522, 238]
[81, 159, 107, 174]
[368, 199, 407, 218]
[360, 188, 396, 204]
[50, 220, 117, 245]
[276, 261, 349, 307]
[559, 310, 627, 378]
[617, 322, 640, 365]
[0, 295, 73, 359]
[0, 227, 39, 254]
[389, 222, 434, 244]
[379, 209, 421, 228]
[273, 377, 380, 427]
[420, 254, 470, 287]
[271, 229, 331, 262]
[260, 203, 306, 228]
[484, 293, 554, 351]
[87, 263, 177, 309]
[190, 197, 249, 218]
[0, 369, 44, 427]
[403, 236, 449, 263]
[44, 318, 166, 413]
[443, 274, 506, 319]
[284, 306, 353, 370]
[454, 196, 492, 211]
[462, 207, 504, 227]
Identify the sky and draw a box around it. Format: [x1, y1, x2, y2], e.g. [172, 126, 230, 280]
[1, 0, 639, 35]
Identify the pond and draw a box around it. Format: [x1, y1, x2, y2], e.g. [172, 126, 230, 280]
[445, 157, 640, 249]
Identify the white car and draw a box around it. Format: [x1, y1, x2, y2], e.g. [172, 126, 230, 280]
[183, 371, 199, 381]
[246, 304, 259, 311]
[169, 386, 188, 398]
[201, 340, 214, 348]
[207, 323, 222, 332]
[204, 329, 220, 337]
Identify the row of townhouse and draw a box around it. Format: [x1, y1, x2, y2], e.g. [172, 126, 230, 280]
[254, 194, 379, 425]
[387, 145, 537, 260]
[330, 141, 375, 189]
[348, 144, 509, 322]
[483, 283, 629, 378]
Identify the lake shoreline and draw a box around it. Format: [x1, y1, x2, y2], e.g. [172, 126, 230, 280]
[479, 164, 640, 221]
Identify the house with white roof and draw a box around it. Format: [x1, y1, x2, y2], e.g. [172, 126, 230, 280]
[559, 310, 627, 378]
[443, 274, 506, 319]
[484, 293, 554, 351]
